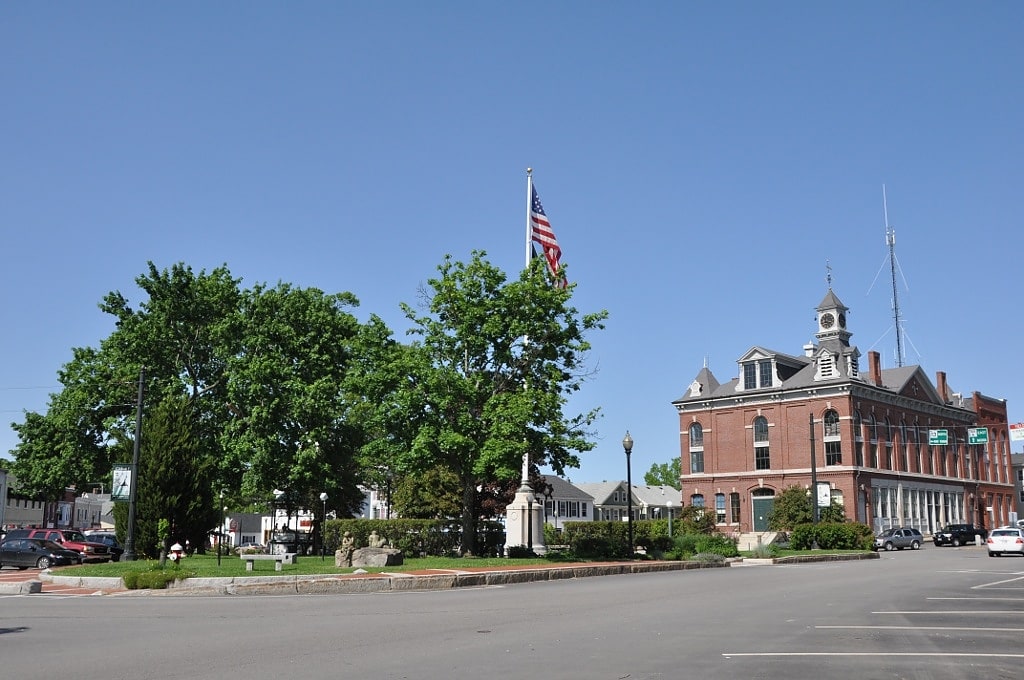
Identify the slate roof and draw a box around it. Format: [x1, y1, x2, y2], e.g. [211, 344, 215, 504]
[540, 475, 595, 501]
[574, 481, 627, 505]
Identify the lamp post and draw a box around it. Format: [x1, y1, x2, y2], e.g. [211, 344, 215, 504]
[623, 431, 634, 558]
[666, 500, 674, 538]
[319, 492, 328, 561]
[217, 489, 224, 567]
[544, 485, 552, 528]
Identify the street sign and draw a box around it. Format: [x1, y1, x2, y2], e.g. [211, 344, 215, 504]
[967, 427, 989, 445]
[1011, 423, 1024, 442]
[928, 429, 948, 446]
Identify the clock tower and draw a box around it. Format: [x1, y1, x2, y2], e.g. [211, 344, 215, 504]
[816, 288, 852, 347]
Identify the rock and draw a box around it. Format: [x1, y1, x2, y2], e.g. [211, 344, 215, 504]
[351, 547, 404, 568]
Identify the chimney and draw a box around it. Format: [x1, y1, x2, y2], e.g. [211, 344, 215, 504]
[868, 351, 882, 387]
[936, 371, 948, 403]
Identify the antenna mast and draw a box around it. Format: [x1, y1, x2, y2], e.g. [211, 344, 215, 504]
[884, 185, 904, 367]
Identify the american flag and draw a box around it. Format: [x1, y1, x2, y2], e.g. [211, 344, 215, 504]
[530, 184, 567, 287]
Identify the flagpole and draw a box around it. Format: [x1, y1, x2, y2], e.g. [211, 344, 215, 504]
[507, 166, 544, 553]
[521, 167, 533, 487]
[526, 168, 533, 268]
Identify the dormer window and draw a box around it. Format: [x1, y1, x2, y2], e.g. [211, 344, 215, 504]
[742, 359, 774, 390]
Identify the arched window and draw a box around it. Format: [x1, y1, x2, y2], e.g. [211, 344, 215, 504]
[853, 410, 864, 466]
[866, 414, 879, 467]
[689, 423, 704, 474]
[884, 418, 894, 469]
[715, 493, 726, 524]
[823, 409, 841, 465]
[754, 416, 770, 470]
[900, 420, 910, 472]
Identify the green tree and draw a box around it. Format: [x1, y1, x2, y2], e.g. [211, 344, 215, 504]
[10, 262, 373, 533]
[222, 282, 366, 519]
[348, 252, 607, 555]
[134, 395, 216, 559]
[767, 485, 814, 531]
[644, 458, 681, 489]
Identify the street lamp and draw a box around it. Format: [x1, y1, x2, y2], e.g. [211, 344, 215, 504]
[319, 492, 329, 561]
[623, 431, 634, 558]
[666, 500, 674, 538]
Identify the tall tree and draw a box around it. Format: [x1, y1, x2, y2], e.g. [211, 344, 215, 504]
[644, 458, 681, 490]
[10, 262, 372, 531]
[349, 251, 607, 555]
[222, 283, 366, 518]
[135, 394, 215, 559]
[10, 262, 244, 503]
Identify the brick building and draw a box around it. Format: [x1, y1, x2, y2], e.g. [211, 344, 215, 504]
[672, 287, 1014, 535]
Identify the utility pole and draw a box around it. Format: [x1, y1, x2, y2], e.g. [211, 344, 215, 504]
[123, 367, 144, 561]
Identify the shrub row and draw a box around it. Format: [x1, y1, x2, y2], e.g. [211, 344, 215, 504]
[789, 521, 873, 550]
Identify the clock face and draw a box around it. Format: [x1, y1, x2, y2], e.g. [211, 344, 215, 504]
[820, 313, 835, 329]
[838, 313, 846, 328]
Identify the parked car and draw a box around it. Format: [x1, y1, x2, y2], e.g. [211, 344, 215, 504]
[986, 527, 1024, 557]
[932, 524, 987, 547]
[84, 531, 125, 562]
[4, 528, 112, 562]
[873, 527, 923, 551]
[0, 537, 83, 570]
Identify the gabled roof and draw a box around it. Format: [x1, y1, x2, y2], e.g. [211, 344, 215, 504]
[630, 485, 682, 507]
[574, 481, 627, 505]
[540, 475, 594, 501]
[882, 365, 945, 405]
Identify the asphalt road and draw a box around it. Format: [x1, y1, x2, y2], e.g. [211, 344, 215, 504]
[3, 546, 1023, 679]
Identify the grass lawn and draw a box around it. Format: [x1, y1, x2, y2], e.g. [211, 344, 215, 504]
[63, 553, 577, 579]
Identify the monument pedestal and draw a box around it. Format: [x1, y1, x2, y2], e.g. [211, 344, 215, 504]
[504, 486, 546, 555]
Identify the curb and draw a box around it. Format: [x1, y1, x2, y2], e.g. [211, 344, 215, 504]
[0, 580, 42, 595]
[39, 553, 874, 596]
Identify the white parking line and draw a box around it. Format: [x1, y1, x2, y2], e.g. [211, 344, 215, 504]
[722, 652, 1024, 658]
[817, 625, 1024, 632]
[873, 610, 1024, 615]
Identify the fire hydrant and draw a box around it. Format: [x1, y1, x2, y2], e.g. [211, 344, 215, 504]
[169, 542, 184, 562]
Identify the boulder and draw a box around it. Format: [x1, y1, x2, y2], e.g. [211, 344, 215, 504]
[351, 547, 404, 568]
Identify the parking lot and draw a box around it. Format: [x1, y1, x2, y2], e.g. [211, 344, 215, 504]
[3, 544, 1024, 678]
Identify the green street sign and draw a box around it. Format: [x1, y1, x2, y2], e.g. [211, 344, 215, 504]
[968, 427, 989, 445]
[928, 429, 948, 446]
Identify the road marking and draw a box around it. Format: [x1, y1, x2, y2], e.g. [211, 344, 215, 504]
[873, 610, 1024, 615]
[817, 625, 1024, 632]
[723, 652, 1024, 658]
[974, 574, 1024, 589]
[928, 596, 1024, 601]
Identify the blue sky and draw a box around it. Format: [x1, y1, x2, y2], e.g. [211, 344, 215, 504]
[3, 3, 1022, 485]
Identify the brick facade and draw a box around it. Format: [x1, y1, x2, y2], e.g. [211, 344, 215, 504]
[673, 288, 1014, 535]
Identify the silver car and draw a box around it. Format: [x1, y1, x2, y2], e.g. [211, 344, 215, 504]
[873, 527, 923, 551]
[986, 527, 1024, 557]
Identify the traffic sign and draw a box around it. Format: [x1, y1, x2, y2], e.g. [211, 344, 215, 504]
[1011, 423, 1024, 442]
[967, 427, 989, 445]
[928, 429, 948, 446]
